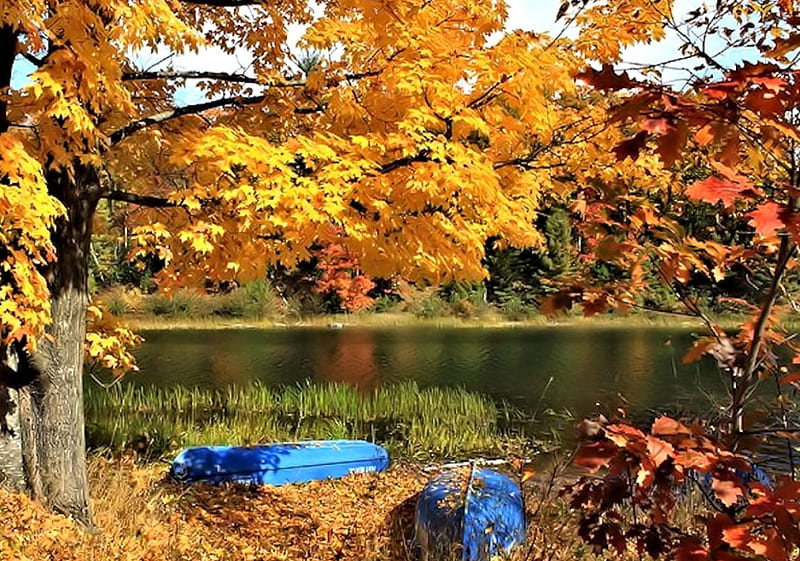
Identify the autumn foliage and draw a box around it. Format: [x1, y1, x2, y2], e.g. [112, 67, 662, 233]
[553, 1, 800, 560]
[313, 243, 376, 312]
[567, 416, 800, 561]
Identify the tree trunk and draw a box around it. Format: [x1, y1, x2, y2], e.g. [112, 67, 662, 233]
[0, 388, 25, 492]
[16, 166, 100, 526]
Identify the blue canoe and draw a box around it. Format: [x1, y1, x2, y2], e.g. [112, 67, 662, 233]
[170, 440, 389, 485]
[415, 467, 526, 561]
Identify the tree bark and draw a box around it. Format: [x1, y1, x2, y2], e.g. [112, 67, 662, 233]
[16, 165, 101, 526]
[0, 388, 25, 491]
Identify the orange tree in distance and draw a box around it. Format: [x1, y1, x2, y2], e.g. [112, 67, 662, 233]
[0, 0, 666, 524]
[554, 1, 800, 559]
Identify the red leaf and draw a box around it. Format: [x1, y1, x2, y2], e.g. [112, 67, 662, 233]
[574, 441, 618, 472]
[778, 371, 800, 385]
[540, 291, 574, 316]
[576, 64, 643, 91]
[652, 416, 691, 436]
[751, 76, 787, 92]
[702, 81, 740, 100]
[657, 119, 688, 166]
[674, 539, 708, 561]
[778, 206, 800, 241]
[646, 435, 674, 467]
[747, 202, 785, 237]
[712, 478, 745, 507]
[642, 118, 671, 135]
[746, 530, 789, 561]
[686, 176, 757, 207]
[613, 131, 648, 161]
[745, 89, 785, 116]
[722, 524, 753, 549]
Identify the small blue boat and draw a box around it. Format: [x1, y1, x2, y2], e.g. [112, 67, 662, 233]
[170, 440, 389, 485]
[415, 467, 526, 561]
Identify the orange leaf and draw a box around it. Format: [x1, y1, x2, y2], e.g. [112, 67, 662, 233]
[686, 176, 757, 207]
[712, 478, 744, 507]
[747, 202, 785, 237]
[682, 337, 714, 365]
[651, 416, 691, 436]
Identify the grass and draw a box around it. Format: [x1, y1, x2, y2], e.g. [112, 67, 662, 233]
[84, 381, 537, 461]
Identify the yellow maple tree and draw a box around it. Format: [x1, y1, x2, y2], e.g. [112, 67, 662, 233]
[0, 0, 670, 523]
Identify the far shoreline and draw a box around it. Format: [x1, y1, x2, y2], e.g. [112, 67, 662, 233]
[118, 310, 757, 331]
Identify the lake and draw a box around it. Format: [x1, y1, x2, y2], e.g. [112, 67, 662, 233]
[112, 325, 798, 468]
[126, 325, 730, 424]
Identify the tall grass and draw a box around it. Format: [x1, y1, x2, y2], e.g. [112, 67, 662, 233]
[84, 381, 534, 460]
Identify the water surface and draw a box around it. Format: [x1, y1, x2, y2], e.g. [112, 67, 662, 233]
[129, 326, 729, 424]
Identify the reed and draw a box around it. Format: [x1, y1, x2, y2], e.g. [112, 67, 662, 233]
[84, 381, 534, 460]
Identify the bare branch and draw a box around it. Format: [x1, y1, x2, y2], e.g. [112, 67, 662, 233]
[103, 190, 177, 208]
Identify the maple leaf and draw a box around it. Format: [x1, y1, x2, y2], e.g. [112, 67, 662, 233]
[540, 291, 574, 316]
[682, 337, 714, 365]
[686, 176, 758, 208]
[712, 477, 745, 508]
[746, 202, 785, 238]
[778, 206, 800, 241]
[651, 416, 691, 436]
[576, 65, 643, 91]
[574, 441, 618, 472]
[613, 131, 648, 161]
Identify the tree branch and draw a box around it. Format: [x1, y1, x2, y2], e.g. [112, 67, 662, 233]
[20, 51, 44, 67]
[108, 95, 269, 146]
[110, 68, 384, 146]
[377, 150, 433, 174]
[122, 70, 266, 85]
[102, 190, 177, 207]
[122, 69, 381, 86]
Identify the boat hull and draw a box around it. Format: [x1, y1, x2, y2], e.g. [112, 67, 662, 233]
[170, 440, 389, 485]
[415, 468, 526, 561]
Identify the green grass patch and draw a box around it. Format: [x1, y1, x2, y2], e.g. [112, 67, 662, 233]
[84, 381, 536, 461]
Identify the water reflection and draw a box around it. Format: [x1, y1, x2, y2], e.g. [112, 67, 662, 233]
[314, 331, 379, 391]
[129, 326, 728, 425]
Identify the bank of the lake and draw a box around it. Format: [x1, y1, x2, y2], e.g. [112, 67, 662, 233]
[120, 310, 737, 331]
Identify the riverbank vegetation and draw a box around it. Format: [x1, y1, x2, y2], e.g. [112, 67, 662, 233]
[95, 280, 763, 332]
[84, 381, 536, 461]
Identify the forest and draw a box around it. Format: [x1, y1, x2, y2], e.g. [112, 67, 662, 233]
[4, 0, 800, 559]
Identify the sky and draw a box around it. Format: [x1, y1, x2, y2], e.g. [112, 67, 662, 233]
[11, 0, 747, 104]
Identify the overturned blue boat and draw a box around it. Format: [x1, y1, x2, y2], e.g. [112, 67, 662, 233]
[170, 440, 389, 485]
[415, 467, 526, 561]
